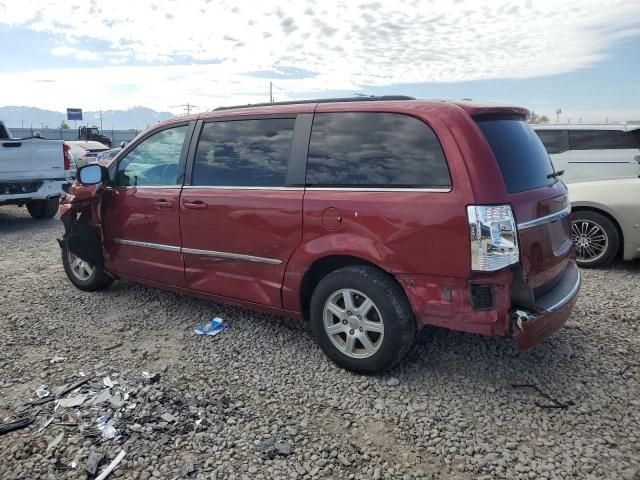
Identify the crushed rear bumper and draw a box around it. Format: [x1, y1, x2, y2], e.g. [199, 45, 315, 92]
[512, 262, 581, 349]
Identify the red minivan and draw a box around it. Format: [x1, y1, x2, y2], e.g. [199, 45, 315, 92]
[60, 96, 580, 373]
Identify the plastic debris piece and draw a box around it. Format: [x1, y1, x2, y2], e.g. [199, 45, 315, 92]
[183, 461, 199, 477]
[103, 342, 122, 351]
[85, 450, 105, 475]
[95, 449, 126, 480]
[35, 385, 50, 398]
[58, 394, 89, 408]
[257, 433, 293, 459]
[49, 356, 65, 364]
[71, 461, 77, 469]
[141, 371, 161, 384]
[88, 389, 112, 406]
[47, 432, 64, 451]
[0, 415, 36, 436]
[103, 376, 119, 388]
[194, 317, 228, 336]
[36, 416, 55, 434]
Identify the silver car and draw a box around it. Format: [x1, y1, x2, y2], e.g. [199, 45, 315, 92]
[568, 177, 640, 267]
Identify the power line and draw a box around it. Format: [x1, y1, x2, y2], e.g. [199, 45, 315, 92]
[169, 103, 198, 114]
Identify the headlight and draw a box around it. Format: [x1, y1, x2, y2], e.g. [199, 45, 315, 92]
[467, 205, 519, 271]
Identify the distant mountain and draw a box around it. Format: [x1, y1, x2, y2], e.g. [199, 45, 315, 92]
[0, 106, 175, 130]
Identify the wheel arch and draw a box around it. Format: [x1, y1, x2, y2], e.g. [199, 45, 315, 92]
[298, 255, 405, 320]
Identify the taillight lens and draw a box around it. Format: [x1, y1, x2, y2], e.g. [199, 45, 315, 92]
[467, 205, 519, 271]
[63, 143, 71, 171]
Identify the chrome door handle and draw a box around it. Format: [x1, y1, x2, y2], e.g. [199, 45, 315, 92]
[154, 199, 175, 209]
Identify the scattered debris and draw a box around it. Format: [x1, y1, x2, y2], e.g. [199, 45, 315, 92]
[103, 376, 116, 388]
[95, 449, 126, 480]
[36, 416, 55, 433]
[512, 384, 569, 409]
[35, 385, 50, 398]
[49, 356, 65, 364]
[194, 317, 228, 336]
[0, 415, 36, 436]
[47, 432, 64, 451]
[85, 450, 105, 475]
[141, 371, 161, 384]
[256, 432, 293, 459]
[57, 393, 89, 408]
[183, 461, 199, 477]
[160, 412, 177, 423]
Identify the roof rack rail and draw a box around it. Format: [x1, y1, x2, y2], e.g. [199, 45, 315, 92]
[213, 95, 416, 111]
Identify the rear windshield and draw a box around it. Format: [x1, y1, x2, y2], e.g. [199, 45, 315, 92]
[476, 118, 556, 194]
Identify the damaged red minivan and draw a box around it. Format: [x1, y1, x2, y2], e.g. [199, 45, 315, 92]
[59, 96, 580, 373]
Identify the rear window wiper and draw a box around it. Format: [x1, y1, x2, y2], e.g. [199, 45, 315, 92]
[547, 170, 564, 179]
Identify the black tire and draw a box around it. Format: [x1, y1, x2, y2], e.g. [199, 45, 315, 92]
[310, 265, 416, 373]
[26, 198, 59, 219]
[572, 210, 620, 268]
[61, 243, 113, 291]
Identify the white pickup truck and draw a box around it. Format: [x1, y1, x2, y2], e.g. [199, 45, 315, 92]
[0, 121, 72, 218]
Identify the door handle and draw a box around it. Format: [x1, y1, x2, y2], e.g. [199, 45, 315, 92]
[154, 199, 175, 209]
[183, 200, 208, 210]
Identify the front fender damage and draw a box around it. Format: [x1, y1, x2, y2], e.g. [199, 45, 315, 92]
[57, 185, 108, 271]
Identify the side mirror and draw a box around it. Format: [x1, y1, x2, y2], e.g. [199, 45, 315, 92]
[77, 164, 109, 185]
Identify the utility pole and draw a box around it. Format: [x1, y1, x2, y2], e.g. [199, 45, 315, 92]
[555, 109, 562, 124]
[169, 103, 197, 115]
[99, 110, 103, 130]
[270, 82, 273, 103]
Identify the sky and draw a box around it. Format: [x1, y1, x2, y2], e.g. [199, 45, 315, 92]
[0, 0, 639, 122]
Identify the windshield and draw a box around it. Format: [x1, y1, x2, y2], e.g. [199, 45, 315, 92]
[476, 118, 557, 194]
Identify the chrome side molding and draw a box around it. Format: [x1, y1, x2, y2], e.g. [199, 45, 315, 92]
[114, 238, 281, 265]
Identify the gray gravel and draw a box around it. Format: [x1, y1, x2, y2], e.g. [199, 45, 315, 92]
[0, 204, 639, 480]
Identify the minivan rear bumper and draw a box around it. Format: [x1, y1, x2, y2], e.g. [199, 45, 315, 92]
[512, 262, 580, 349]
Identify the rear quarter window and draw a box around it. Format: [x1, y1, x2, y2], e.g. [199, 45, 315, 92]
[306, 112, 451, 188]
[476, 119, 556, 194]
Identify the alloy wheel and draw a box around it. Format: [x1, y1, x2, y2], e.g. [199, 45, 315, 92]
[572, 219, 608, 264]
[323, 288, 384, 359]
[68, 251, 95, 281]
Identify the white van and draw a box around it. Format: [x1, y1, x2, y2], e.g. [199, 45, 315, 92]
[532, 124, 640, 183]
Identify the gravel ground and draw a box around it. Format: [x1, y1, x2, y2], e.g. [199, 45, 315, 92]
[0, 204, 639, 480]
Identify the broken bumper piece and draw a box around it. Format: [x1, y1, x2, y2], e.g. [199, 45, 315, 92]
[512, 263, 581, 350]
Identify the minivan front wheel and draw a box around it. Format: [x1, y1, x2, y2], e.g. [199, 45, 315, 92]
[571, 211, 619, 268]
[61, 244, 113, 291]
[310, 265, 415, 373]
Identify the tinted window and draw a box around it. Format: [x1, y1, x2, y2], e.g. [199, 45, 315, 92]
[192, 118, 295, 187]
[476, 119, 555, 194]
[535, 130, 569, 154]
[569, 130, 637, 150]
[116, 125, 187, 187]
[306, 112, 451, 188]
[631, 129, 640, 147]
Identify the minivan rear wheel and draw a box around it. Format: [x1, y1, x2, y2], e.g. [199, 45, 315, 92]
[310, 265, 415, 373]
[571, 211, 619, 268]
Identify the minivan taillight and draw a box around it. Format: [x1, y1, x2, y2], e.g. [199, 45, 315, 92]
[63, 143, 72, 171]
[467, 205, 519, 271]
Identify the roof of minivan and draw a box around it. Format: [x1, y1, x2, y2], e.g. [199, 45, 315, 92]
[142, 98, 529, 135]
[532, 123, 640, 132]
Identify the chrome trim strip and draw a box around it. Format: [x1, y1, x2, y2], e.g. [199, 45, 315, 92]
[115, 238, 181, 252]
[547, 268, 581, 313]
[181, 247, 282, 265]
[114, 238, 282, 265]
[182, 186, 303, 191]
[305, 187, 451, 193]
[517, 206, 571, 230]
[115, 185, 181, 189]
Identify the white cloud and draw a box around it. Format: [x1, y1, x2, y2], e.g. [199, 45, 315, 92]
[0, 0, 639, 113]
